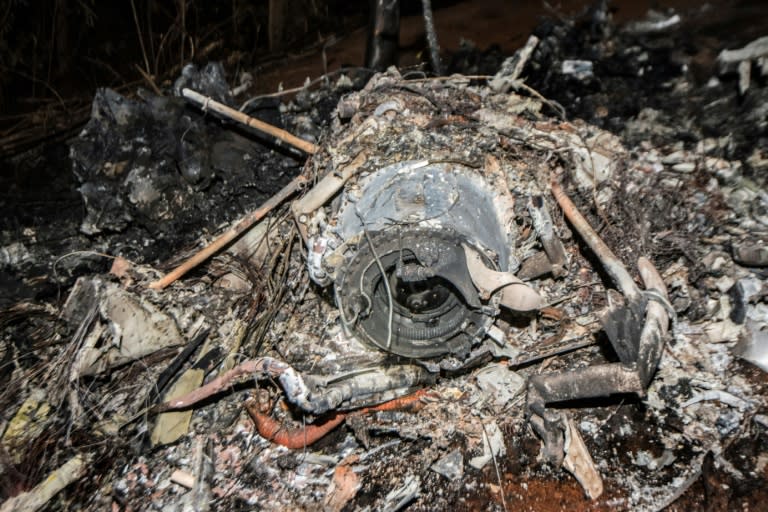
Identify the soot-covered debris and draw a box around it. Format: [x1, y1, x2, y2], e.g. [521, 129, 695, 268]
[2, 3, 768, 512]
[70, 65, 298, 261]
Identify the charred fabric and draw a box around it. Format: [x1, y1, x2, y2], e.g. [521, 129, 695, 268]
[195, 69, 675, 470]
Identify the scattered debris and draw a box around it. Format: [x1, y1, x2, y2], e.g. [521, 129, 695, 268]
[717, 35, 768, 93]
[324, 463, 361, 512]
[63, 277, 184, 376]
[0, 454, 90, 512]
[170, 470, 195, 489]
[738, 320, 768, 372]
[562, 419, 603, 499]
[177, 437, 214, 512]
[623, 11, 681, 34]
[489, 35, 540, 93]
[633, 449, 676, 471]
[681, 389, 752, 411]
[528, 181, 672, 466]
[561, 59, 594, 80]
[430, 449, 464, 481]
[380, 474, 421, 512]
[469, 421, 505, 470]
[2, 3, 768, 511]
[475, 364, 526, 411]
[733, 240, 768, 267]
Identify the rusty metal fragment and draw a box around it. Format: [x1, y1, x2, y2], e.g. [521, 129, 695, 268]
[463, 244, 541, 312]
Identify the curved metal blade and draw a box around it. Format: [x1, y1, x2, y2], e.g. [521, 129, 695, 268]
[463, 244, 542, 312]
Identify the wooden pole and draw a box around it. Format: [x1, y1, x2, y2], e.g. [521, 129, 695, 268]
[181, 88, 319, 155]
[550, 180, 639, 301]
[149, 175, 307, 290]
[148, 88, 321, 290]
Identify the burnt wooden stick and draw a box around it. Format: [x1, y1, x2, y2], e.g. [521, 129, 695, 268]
[0, 454, 90, 512]
[421, 0, 442, 75]
[149, 327, 210, 404]
[181, 88, 319, 155]
[149, 175, 306, 290]
[550, 180, 640, 301]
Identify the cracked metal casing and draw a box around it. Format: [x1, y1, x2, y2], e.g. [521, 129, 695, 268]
[286, 69, 624, 407]
[303, 156, 534, 359]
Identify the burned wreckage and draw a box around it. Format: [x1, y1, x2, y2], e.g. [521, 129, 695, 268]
[153, 68, 673, 484]
[6, 5, 768, 508]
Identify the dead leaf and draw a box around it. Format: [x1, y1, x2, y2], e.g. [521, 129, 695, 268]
[324, 465, 360, 512]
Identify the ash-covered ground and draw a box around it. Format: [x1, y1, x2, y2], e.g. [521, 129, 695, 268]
[2, 3, 768, 511]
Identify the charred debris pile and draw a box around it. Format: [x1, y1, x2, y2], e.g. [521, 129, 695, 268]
[2, 4, 768, 512]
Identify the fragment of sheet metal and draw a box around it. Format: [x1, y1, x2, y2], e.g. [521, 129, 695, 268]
[293, 70, 606, 379]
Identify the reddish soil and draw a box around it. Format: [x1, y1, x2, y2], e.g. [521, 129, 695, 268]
[255, 0, 719, 95]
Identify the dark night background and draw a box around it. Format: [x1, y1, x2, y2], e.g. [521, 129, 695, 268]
[3, 0, 767, 155]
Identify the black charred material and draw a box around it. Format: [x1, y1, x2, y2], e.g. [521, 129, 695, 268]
[150, 328, 211, 405]
[517, 252, 555, 281]
[729, 282, 748, 324]
[69, 81, 298, 261]
[365, 0, 400, 71]
[600, 293, 647, 365]
[527, 363, 643, 463]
